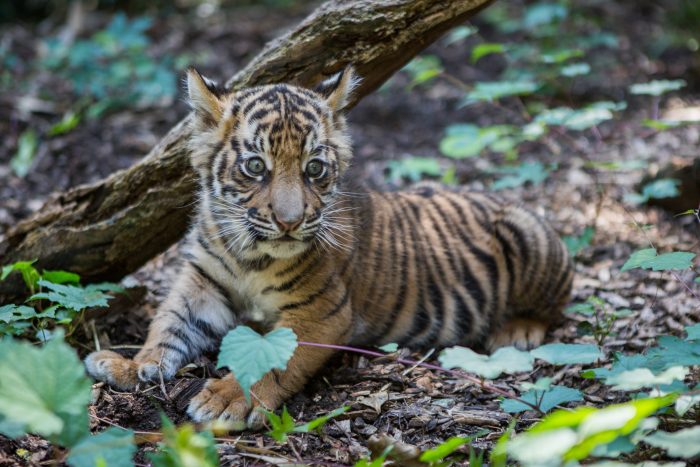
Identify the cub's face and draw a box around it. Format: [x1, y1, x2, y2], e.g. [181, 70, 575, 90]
[186, 68, 358, 259]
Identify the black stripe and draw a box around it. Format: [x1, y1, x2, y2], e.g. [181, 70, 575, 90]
[190, 261, 234, 310]
[158, 342, 189, 359]
[264, 253, 324, 294]
[321, 288, 350, 319]
[279, 275, 335, 311]
[166, 326, 197, 352]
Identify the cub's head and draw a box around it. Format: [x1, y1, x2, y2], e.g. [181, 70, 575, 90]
[186, 67, 359, 259]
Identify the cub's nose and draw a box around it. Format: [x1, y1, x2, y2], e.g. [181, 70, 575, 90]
[272, 212, 303, 232]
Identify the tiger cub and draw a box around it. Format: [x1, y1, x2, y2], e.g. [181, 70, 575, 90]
[85, 67, 573, 429]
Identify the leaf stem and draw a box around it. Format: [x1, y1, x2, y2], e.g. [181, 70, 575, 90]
[297, 341, 543, 414]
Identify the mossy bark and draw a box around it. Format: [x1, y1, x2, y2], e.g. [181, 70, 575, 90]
[0, 0, 493, 296]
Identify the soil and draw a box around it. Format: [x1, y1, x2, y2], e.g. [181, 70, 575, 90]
[1, 1, 699, 466]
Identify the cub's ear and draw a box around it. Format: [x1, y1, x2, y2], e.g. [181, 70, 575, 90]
[314, 66, 360, 112]
[186, 67, 224, 126]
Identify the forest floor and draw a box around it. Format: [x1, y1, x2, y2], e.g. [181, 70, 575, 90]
[1, 1, 699, 466]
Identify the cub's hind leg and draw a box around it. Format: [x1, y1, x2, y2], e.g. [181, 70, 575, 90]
[85, 262, 235, 389]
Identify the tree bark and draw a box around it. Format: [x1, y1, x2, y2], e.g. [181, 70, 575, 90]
[0, 0, 493, 295]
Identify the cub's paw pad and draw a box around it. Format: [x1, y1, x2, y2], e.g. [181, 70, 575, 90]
[487, 319, 547, 351]
[84, 350, 139, 390]
[187, 378, 250, 425]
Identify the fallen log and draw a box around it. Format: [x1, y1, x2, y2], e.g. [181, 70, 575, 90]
[0, 0, 493, 296]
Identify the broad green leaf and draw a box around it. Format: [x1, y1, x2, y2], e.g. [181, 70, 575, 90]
[0, 414, 25, 439]
[626, 179, 680, 204]
[645, 336, 700, 371]
[621, 248, 657, 272]
[531, 343, 604, 365]
[471, 43, 505, 63]
[41, 270, 81, 285]
[11, 129, 39, 178]
[0, 304, 37, 323]
[644, 426, 700, 458]
[29, 280, 114, 311]
[440, 345, 533, 379]
[378, 343, 398, 352]
[67, 428, 136, 467]
[562, 226, 595, 256]
[419, 436, 471, 462]
[501, 385, 583, 413]
[606, 367, 688, 391]
[491, 161, 550, 191]
[508, 428, 578, 466]
[150, 416, 218, 467]
[587, 353, 650, 380]
[217, 326, 297, 401]
[463, 81, 539, 104]
[686, 323, 700, 340]
[0, 334, 91, 443]
[560, 63, 591, 77]
[629, 80, 686, 96]
[621, 249, 695, 272]
[675, 389, 700, 416]
[536, 103, 622, 131]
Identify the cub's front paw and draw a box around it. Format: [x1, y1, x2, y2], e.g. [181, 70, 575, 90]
[84, 350, 140, 390]
[84, 349, 175, 390]
[187, 376, 268, 430]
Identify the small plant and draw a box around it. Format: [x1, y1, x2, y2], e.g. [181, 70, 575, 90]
[566, 296, 632, 346]
[0, 260, 121, 341]
[150, 416, 219, 467]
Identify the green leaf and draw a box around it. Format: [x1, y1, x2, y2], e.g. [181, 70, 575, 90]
[605, 366, 688, 391]
[41, 270, 81, 285]
[419, 436, 471, 462]
[266, 406, 296, 443]
[471, 43, 505, 63]
[562, 226, 595, 256]
[11, 129, 39, 178]
[621, 248, 658, 272]
[463, 81, 539, 104]
[439, 124, 481, 158]
[509, 396, 677, 465]
[30, 280, 114, 311]
[48, 111, 81, 137]
[386, 157, 443, 183]
[402, 55, 443, 87]
[535, 102, 623, 131]
[560, 62, 591, 77]
[531, 343, 604, 365]
[217, 326, 297, 401]
[0, 333, 91, 444]
[440, 346, 533, 379]
[67, 428, 136, 467]
[629, 79, 686, 96]
[491, 161, 550, 191]
[627, 179, 680, 204]
[0, 414, 26, 439]
[524, 2, 568, 28]
[0, 304, 37, 323]
[444, 25, 478, 45]
[378, 343, 398, 352]
[150, 416, 218, 467]
[621, 249, 695, 272]
[1, 260, 40, 292]
[644, 426, 700, 458]
[686, 323, 700, 340]
[293, 406, 348, 434]
[541, 48, 584, 64]
[502, 385, 583, 413]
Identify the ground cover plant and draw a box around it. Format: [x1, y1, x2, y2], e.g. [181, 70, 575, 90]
[1, 0, 699, 465]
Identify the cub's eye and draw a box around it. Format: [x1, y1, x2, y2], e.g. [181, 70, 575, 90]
[245, 157, 266, 176]
[306, 160, 325, 178]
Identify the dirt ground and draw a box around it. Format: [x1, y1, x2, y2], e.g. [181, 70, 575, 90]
[1, 1, 699, 465]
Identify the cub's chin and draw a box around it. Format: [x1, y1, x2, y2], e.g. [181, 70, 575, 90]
[255, 237, 311, 259]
